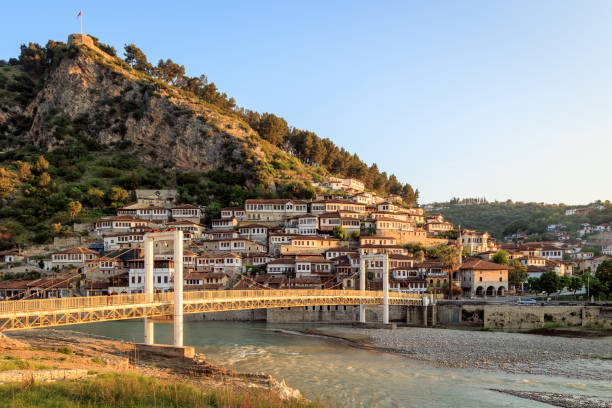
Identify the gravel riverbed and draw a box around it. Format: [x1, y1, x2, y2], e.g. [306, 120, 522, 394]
[313, 326, 612, 381]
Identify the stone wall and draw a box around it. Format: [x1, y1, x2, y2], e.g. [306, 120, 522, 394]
[185, 309, 267, 321]
[483, 305, 611, 329]
[432, 304, 612, 329]
[68, 34, 95, 48]
[0, 369, 88, 383]
[267, 305, 359, 323]
[266, 305, 406, 323]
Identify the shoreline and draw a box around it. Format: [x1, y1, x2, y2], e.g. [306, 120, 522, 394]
[290, 326, 612, 407]
[4, 324, 612, 408]
[292, 325, 612, 381]
[2, 329, 304, 402]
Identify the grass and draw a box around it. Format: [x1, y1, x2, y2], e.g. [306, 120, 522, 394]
[0, 356, 53, 372]
[0, 372, 322, 408]
[55, 347, 74, 356]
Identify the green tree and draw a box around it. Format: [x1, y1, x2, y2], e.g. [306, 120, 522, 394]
[257, 113, 289, 146]
[568, 275, 583, 295]
[492, 250, 510, 265]
[582, 246, 602, 256]
[405, 242, 427, 255]
[333, 226, 348, 241]
[508, 259, 527, 291]
[428, 245, 458, 272]
[538, 271, 560, 295]
[559, 275, 571, 291]
[18, 43, 47, 75]
[155, 58, 185, 86]
[527, 276, 540, 292]
[123, 44, 153, 74]
[86, 188, 104, 207]
[595, 259, 612, 297]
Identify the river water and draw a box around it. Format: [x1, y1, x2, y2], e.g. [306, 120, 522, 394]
[62, 320, 612, 407]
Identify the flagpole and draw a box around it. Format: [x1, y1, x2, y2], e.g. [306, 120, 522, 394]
[80, 11, 83, 34]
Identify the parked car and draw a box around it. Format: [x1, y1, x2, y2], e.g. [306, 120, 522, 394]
[518, 298, 536, 305]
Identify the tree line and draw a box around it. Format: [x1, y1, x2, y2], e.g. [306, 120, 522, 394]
[122, 44, 419, 205]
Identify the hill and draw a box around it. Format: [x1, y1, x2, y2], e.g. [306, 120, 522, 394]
[0, 34, 418, 248]
[434, 201, 612, 240]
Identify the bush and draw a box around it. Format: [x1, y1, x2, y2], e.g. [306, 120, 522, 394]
[55, 346, 74, 356]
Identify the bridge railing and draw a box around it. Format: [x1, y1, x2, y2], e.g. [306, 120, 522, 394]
[0, 289, 420, 315]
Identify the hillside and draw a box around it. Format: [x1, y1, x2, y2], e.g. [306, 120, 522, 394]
[434, 201, 612, 240]
[0, 34, 418, 248]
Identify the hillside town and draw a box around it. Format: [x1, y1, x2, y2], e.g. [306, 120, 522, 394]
[1, 179, 607, 302]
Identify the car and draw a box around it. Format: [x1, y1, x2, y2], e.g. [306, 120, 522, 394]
[518, 298, 536, 305]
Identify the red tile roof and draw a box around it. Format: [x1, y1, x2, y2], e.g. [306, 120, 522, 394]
[54, 247, 98, 255]
[459, 258, 509, 271]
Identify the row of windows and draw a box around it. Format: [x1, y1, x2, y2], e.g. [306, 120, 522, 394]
[219, 242, 246, 249]
[100, 261, 114, 268]
[130, 275, 170, 284]
[53, 254, 90, 261]
[138, 210, 169, 215]
[240, 228, 267, 234]
[197, 259, 239, 264]
[268, 266, 294, 272]
[393, 270, 418, 277]
[172, 209, 199, 215]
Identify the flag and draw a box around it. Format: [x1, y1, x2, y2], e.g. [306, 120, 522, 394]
[77, 10, 82, 18]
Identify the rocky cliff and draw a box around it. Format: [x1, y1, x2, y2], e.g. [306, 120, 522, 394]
[2, 34, 313, 188]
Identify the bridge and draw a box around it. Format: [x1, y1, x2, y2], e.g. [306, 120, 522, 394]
[0, 289, 421, 333]
[0, 230, 424, 349]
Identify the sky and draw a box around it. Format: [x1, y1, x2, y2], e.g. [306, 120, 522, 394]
[1, 1, 611, 205]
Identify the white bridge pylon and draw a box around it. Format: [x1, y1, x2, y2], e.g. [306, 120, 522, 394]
[144, 230, 184, 347]
[360, 253, 389, 324]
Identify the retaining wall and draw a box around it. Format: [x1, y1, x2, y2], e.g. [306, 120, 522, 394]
[186, 309, 267, 321]
[432, 304, 612, 329]
[0, 369, 88, 383]
[267, 305, 406, 323]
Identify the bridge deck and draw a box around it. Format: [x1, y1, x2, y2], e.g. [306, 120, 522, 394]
[0, 290, 422, 331]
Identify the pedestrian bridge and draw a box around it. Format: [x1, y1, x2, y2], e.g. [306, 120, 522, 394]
[0, 289, 422, 332]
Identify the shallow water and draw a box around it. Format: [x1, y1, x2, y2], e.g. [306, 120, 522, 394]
[62, 320, 612, 407]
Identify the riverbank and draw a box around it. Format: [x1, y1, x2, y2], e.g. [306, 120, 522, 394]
[1, 330, 314, 407]
[298, 326, 612, 381]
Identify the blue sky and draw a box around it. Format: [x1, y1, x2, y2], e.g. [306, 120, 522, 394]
[2, 1, 611, 204]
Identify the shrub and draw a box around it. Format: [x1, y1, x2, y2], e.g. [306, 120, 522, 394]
[55, 346, 74, 356]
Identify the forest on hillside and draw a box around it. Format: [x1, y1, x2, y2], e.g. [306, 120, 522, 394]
[436, 201, 612, 239]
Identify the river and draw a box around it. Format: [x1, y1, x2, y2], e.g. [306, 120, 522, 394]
[61, 320, 612, 407]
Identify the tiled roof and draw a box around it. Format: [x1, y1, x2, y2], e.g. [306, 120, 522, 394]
[459, 258, 509, 271]
[245, 199, 306, 204]
[172, 204, 199, 209]
[54, 247, 98, 255]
